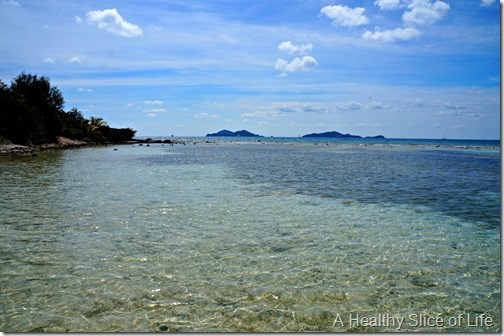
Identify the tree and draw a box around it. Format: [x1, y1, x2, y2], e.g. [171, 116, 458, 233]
[0, 80, 15, 142]
[60, 108, 88, 139]
[8, 72, 65, 144]
[88, 117, 108, 133]
[0, 72, 137, 145]
[97, 126, 136, 143]
[0, 79, 43, 144]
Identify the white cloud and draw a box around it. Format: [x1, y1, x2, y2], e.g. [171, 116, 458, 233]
[320, 5, 369, 27]
[273, 102, 328, 114]
[241, 109, 286, 119]
[336, 101, 362, 111]
[242, 102, 328, 119]
[407, 98, 425, 107]
[193, 112, 219, 119]
[68, 56, 81, 64]
[86, 8, 143, 37]
[403, 0, 450, 25]
[77, 87, 93, 93]
[362, 27, 421, 42]
[43, 57, 55, 64]
[278, 41, 313, 55]
[481, 0, 496, 6]
[275, 56, 318, 74]
[146, 113, 157, 117]
[143, 108, 166, 113]
[374, 0, 401, 10]
[444, 102, 466, 110]
[144, 100, 163, 105]
[5, 0, 20, 7]
[435, 110, 481, 120]
[367, 101, 385, 109]
[75, 15, 83, 24]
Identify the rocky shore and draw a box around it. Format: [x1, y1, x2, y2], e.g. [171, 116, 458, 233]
[0, 136, 89, 157]
[0, 136, 211, 157]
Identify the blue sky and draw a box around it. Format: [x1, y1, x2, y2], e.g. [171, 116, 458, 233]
[0, 0, 500, 138]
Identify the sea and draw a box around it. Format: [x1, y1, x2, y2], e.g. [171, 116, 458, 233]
[0, 137, 500, 332]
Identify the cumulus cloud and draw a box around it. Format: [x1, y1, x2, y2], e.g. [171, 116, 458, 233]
[43, 57, 55, 64]
[402, 0, 450, 25]
[362, 27, 421, 42]
[278, 41, 313, 55]
[276, 41, 317, 75]
[275, 56, 318, 75]
[75, 15, 82, 23]
[86, 8, 143, 37]
[481, 0, 496, 6]
[320, 5, 369, 27]
[374, 0, 401, 10]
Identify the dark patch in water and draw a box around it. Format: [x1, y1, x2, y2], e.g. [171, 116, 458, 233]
[138, 144, 500, 228]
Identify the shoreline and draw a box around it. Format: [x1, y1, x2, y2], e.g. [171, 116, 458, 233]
[0, 136, 90, 157]
[0, 136, 207, 157]
[1, 136, 499, 157]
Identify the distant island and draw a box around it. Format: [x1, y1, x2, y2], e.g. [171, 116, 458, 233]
[206, 129, 262, 137]
[302, 131, 385, 139]
[205, 129, 385, 139]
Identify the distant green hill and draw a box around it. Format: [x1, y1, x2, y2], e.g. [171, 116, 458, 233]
[206, 129, 262, 137]
[303, 131, 385, 139]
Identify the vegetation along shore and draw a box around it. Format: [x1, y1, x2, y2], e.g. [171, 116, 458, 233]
[0, 72, 137, 156]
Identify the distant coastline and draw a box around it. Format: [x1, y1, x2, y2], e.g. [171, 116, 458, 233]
[2, 135, 499, 158]
[206, 129, 386, 139]
[205, 129, 386, 139]
[206, 129, 263, 137]
[0, 123, 500, 157]
[302, 131, 385, 139]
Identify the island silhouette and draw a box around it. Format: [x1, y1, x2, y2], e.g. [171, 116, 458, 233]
[206, 130, 263, 137]
[206, 129, 385, 139]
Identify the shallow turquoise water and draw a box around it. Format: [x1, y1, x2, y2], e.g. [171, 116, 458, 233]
[0, 141, 500, 332]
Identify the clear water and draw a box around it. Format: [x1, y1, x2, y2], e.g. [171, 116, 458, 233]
[0, 140, 500, 332]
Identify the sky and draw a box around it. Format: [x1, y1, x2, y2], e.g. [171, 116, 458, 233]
[0, 0, 500, 139]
